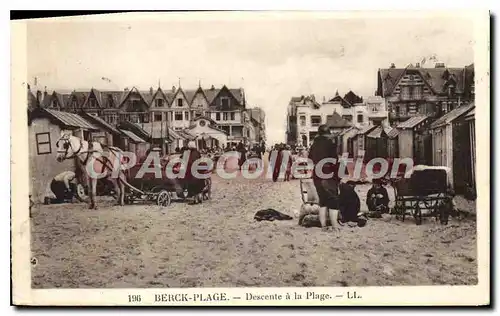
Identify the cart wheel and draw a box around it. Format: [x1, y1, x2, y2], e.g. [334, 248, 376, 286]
[157, 190, 171, 207]
[439, 200, 451, 225]
[203, 179, 212, 200]
[124, 195, 133, 205]
[74, 184, 88, 202]
[414, 204, 422, 225]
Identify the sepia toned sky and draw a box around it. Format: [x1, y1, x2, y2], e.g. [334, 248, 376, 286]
[26, 13, 475, 144]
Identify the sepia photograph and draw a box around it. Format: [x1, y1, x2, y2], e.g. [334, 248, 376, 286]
[11, 10, 490, 306]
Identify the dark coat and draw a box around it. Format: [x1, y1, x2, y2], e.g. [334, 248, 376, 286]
[339, 183, 360, 222]
[308, 135, 338, 181]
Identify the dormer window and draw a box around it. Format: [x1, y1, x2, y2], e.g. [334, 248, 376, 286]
[89, 99, 97, 108]
[221, 98, 230, 110]
[107, 95, 114, 108]
[177, 99, 183, 107]
[155, 99, 164, 107]
[52, 100, 57, 108]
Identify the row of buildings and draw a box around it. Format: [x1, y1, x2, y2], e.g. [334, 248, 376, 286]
[285, 62, 476, 194]
[28, 84, 267, 151]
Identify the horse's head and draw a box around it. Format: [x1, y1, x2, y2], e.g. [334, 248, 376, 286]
[55, 132, 80, 162]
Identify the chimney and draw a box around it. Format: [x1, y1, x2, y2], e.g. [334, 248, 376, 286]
[27, 83, 31, 91]
[435, 62, 445, 68]
[210, 85, 215, 90]
[172, 86, 176, 93]
[124, 87, 129, 92]
[36, 90, 42, 104]
[415, 62, 420, 68]
[390, 63, 396, 68]
[43, 86, 48, 100]
[150, 87, 154, 95]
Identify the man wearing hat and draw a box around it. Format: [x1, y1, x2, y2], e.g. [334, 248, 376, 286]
[366, 178, 390, 218]
[307, 124, 340, 231]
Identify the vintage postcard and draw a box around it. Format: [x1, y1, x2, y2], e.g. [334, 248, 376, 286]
[11, 11, 490, 306]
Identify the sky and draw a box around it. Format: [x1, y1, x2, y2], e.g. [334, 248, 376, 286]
[26, 12, 475, 144]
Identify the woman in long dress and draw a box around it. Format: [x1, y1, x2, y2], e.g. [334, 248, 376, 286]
[185, 141, 205, 204]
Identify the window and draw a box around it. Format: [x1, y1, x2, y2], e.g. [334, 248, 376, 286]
[154, 113, 162, 122]
[52, 100, 58, 108]
[401, 86, 410, 100]
[71, 98, 77, 108]
[221, 98, 230, 109]
[223, 112, 229, 121]
[342, 115, 353, 122]
[89, 99, 98, 108]
[131, 100, 142, 111]
[155, 99, 164, 107]
[184, 111, 189, 121]
[107, 95, 114, 108]
[216, 112, 221, 121]
[357, 114, 364, 123]
[177, 99, 183, 107]
[36, 132, 51, 155]
[198, 104, 203, 108]
[412, 86, 423, 100]
[299, 115, 306, 126]
[310, 115, 321, 126]
[175, 111, 183, 121]
[369, 104, 379, 112]
[141, 114, 149, 123]
[230, 112, 235, 120]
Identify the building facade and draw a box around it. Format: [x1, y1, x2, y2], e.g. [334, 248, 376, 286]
[30, 84, 265, 150]
[376, 62, 475, 126]
[286, 91, 376, 147]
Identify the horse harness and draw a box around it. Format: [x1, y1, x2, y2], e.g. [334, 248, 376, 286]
[57, 136, 122, 178]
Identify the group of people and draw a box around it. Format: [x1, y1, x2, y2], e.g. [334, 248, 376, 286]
[306, 124, 390, 230]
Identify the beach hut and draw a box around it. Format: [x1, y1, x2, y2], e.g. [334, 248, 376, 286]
[465, 109, 476, 192]
[117, 121, 151, 160]
[336, 126, 359, 157]
[352, 125, 378, 160]
[365, 125, 393, 161]
[430, 103, 475, 190]
[396, 115, 432, 165]
[80, 112, 123, 147]
[387, 127, 400, 159]
[28, 108, 99, 203]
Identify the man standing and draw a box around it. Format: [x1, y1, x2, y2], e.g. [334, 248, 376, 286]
[236, 141, 247, 170]
[308, 124, 340, 231]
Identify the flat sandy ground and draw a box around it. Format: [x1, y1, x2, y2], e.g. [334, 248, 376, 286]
[30, 167, 478, 288]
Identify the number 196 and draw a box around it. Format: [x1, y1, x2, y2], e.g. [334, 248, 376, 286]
[128, 295, 142, 303]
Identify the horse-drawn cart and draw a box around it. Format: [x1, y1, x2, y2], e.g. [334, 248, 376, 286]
[391, 165, 453, 225]
[123, 156, 212, 207]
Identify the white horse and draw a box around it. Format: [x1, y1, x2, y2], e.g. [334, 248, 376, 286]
[55, 132, 127, 209]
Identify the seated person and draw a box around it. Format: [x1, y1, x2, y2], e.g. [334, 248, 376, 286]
[338, 180, 362, 224]
[366, 179, 390, 218]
